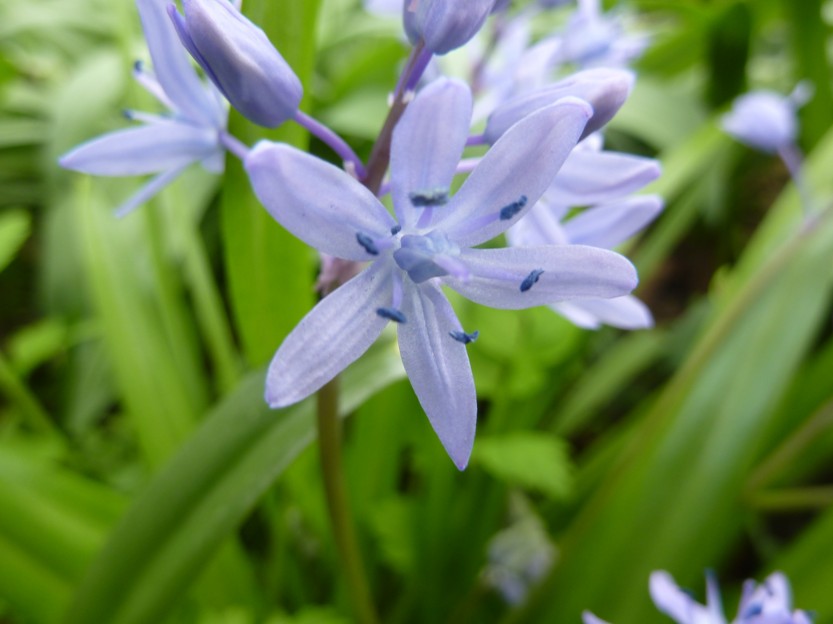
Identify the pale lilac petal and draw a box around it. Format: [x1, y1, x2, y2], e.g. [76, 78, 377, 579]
[245, 142, 396, 260]
[582, 612, 611, 624]
[398, 281, 476, 470]
[722, 91, 797, 153]
[447, 245, 637, 309]
[483, 68, 634, 144]
[441, 97, 593, 247]
[265, 262, 392, 407]
[59, 122, 217, 175]
[113, 163, 190, 218]
[553, 294, 653, 330]
[390, 78, 472, 229]
[563, 195, 663, 249]
[547, 150, 661, 206]
[136, 0, 221, 125]
[505, 201, 569, 248]
[649, 571, 726, 624]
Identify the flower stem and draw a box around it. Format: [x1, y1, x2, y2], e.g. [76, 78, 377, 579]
[316, 377, 380, 624]
[219, 131, 251, 160]
[294, 111, 368, 178]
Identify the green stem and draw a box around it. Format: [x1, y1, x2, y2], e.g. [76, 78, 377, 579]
[316, 378, 379, 624]
[0, 349, 60, 437]
[748, 487, 833, 511]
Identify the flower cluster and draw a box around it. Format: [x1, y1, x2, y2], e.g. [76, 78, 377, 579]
[61, 0, 660, 468]
[585, 570, 814, 624]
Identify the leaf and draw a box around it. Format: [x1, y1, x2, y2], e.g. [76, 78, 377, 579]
[0, 208, 31, 274]
[473, 432, 573, 499]
[65, 339, 405, 624]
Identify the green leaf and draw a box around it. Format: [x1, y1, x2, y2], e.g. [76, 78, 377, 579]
[0, 208, 31, 274]
[473, 432, 573, 500]
[65, 339, 405, 624]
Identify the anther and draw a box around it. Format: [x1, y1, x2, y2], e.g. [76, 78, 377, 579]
[499, 195, 528, 220]
[520, 269, 544, 292]
[356, 232, 379, 255]
[376, 307, 407, 323]
[409, 188, 449, 207]
[133, 60, 144, 73]
[449, 330, 479, 344]
[391, 225, 402, 235]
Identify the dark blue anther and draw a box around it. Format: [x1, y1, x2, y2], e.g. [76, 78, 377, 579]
[390, 225, 402, 235]
[123, 109, 135, 120]
[499, 195, 528, 220]
[376, 307, 407, 323]
[356, 232, 379, 255]
[520, 269, 544, 292]
[133, 60, 143, 73]
[741, 604, 763, 618]
[409, 188, 449, 207]
[449, 330, 479, 344]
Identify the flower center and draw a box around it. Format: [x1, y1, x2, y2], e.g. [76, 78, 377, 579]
[393, 230, 466, 284]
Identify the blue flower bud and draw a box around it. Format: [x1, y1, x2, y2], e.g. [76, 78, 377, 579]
[403, 0, 497, 55]
[168, 0, 302, 128]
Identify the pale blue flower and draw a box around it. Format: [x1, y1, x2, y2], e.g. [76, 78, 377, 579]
[722, 84, 812, 154]
[507, 135, 662, 329]
[650, 570, 814, 624]
[585, 570, 813, 624]
[404, 0, 498, 55]
[168, 0, 302, 127]
[245, 78, 637, 468]
[60, 0, 227, 217]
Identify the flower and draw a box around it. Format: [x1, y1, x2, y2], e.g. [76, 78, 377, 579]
[722, 84, 812, 154]
[404, 0, 498, 55]
[59, 0, 227, 216]
[507, 135, 662, 330]
[168, 0, 302, 127]
[650, 570, 814, 624]
[245, 78, 637, 469]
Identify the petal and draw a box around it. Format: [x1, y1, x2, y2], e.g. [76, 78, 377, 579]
[447, 245, 637, 310]
[547, 150, 661, 206]
[553, 294, 653, 330]
[59, 121, 217, 175]
[265, 262, 392, 407]
[135, 0, 221, 126]
[398, 280, 476, 469]
[722, 91, 797, 153]
[245, 141, 396, 260]
[441, 97, 593, 247]
[505, 200, 569, 247]
[390, 78, 472, 229]
[563, 195, 663, 249]
[649, 571, 726, 624]
[582, 612, 611, 624]
[483, 68, 634, 144]
[114, 163, 190, 218]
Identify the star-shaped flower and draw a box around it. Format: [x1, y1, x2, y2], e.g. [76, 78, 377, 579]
[245, 78, 637, 468]
[59, 0, 227, 216]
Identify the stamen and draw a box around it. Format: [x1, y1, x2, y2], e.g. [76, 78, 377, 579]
[376, 307, 407, 323]
[133, 60, 143, 73]
[449, 330, 479, 344]
[520, 269, 544, 292]
[356, 232, 379, 255]
[391, 225, 402, 235]
[409, 188, 449, 207]
[499, 195, 528, 220]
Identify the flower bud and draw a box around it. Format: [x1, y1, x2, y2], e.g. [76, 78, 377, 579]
[168, 0, 302, 128]
[722, 88, 808, 153]
[404, 0, 496, 55]
[484, 68, 634, 144]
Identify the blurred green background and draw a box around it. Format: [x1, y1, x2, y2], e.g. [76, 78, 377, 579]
[1, 0, 832, 622]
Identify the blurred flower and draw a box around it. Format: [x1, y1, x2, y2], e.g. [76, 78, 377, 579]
[650, 570, 814, 624]
[168, 0, 302, 127]
[586, 570, 813, 624]
[60, 0, 227, 217]
[507, 135, 662, 330]
[245, 78, 637, 469]
[404, 0, 498, 55]
[722, 84, 812, 154]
